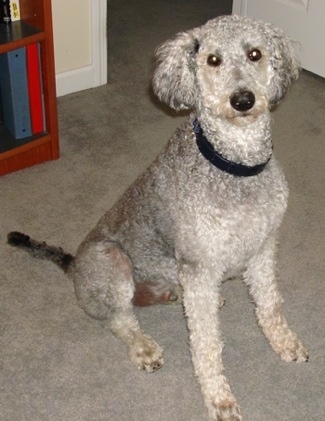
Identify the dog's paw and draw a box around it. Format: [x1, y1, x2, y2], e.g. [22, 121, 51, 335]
[277, 337, 309, 363]
[128, 333, 164, 373]
[218, 295, 226, 309]
[262, 321, 309, 363]
[203, 377, 242, 421]
[206, 397, 242, 421]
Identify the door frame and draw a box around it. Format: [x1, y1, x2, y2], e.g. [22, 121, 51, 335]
[55, 0, 107, 97]
[232, 0, 247, 14]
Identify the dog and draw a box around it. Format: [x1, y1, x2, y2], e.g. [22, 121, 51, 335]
[8, 15, 308, 421]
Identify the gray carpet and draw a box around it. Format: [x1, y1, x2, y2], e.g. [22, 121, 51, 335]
[1, 0, 324, 420]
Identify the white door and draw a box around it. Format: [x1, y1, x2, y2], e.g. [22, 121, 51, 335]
[232, 0, 325, 77]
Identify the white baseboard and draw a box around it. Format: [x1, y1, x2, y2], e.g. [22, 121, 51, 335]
[232, 0, 245, 14]
[55, 0, 107, 97]
[56, 65, 103, 97]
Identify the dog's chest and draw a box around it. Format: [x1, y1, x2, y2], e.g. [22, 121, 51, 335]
[175, 162, 288, 268]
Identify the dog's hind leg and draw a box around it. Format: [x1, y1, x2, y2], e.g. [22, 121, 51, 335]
[73, 239, 164, 373]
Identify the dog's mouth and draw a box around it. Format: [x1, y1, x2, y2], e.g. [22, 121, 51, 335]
[231, 110, 256, 126]
[237, 111, 251, 117]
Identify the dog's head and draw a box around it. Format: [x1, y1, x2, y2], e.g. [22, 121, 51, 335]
[153, 15, 300, 124]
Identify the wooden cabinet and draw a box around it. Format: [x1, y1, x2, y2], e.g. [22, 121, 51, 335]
[0, 0, 59, 176]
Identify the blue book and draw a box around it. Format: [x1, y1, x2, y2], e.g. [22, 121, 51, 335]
[0, 47, 32, 139]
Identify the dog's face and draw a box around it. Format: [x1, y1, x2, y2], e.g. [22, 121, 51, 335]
[153, 15, 300, 125]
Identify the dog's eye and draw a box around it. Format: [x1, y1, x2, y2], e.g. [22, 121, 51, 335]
[207, 54, 222, 67]
[248, 49, 262, 62]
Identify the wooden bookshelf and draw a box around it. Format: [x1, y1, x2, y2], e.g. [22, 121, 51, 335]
[0, 0, 59, 176]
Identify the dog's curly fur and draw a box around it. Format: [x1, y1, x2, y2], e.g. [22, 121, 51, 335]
[8, 15, 308, 421]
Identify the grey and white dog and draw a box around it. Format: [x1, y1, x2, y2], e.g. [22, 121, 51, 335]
[8, 15, 308, 421]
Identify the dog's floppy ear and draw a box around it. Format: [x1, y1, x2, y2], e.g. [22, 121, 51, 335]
[153, 30, 199, 110]
[265, 25, 300, 106]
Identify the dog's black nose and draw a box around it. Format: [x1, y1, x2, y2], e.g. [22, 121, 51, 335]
[230, 90, 255, 112]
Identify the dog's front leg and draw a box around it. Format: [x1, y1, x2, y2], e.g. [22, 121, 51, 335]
[244, 235, 308, 363]
[180, 262, 242, 421]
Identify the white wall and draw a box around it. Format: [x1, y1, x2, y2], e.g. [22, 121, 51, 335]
[52, 0, 107, 97]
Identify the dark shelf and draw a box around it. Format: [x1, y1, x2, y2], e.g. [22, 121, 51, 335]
[0, 124, 47, 154]
[0, 21, 42, 45]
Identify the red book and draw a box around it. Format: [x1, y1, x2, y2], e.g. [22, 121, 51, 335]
[26, 43, 45, 135]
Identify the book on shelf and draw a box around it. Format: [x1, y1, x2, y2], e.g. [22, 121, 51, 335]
[26, 43, 46, 134]
[0, 47, 32, 139]
[1, 0, 20, 23]
[1, 0, 11, 24]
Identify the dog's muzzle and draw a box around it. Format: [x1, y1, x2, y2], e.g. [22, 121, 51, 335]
[230, 90, 255, 112]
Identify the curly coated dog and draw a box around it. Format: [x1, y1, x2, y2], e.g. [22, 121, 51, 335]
[8, 15, 308, 421]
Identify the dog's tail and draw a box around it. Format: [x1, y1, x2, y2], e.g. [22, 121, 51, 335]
[7, 231, 74, 273]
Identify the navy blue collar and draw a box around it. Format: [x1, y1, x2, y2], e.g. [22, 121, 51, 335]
[193, 119, 271, 177]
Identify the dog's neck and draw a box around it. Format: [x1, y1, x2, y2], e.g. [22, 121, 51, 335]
[194, 113, 273, 175]
[193, 120, 272, 177]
